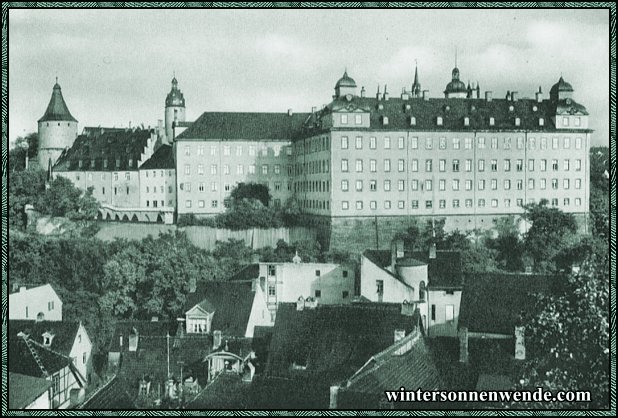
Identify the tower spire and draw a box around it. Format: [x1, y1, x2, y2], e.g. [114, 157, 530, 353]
[412, 60, 421, 98]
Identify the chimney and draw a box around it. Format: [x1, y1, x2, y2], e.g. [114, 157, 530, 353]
[459, 327, 469, 363]
[422, 90, 429, 100]
[311, 106, 317, 113]
[287, 109, 293, 116]
[329, 385, 339, 409]
[401, 92, 410, 101]
[394, 329, 406, 342]
[511, 91, 518, 102]
[514, 326, 526, 360]
[213, 330, 222, 349]
[19, 286, 27, 293]
[535, 87, 543, 103]
[429, 243, 437, 259]
[485, 91, 493, 102]
[401, 300, 415, 316]
[360, 86, 366, 98]
[383, 84, 389, 101]
[296, 296, 305, 311]
[505, 91, 511, 101]
[376, 84, 381, 100]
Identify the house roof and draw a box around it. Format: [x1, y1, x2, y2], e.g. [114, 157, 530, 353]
[265, 302, 420, 383]
[8, 372, 52, 409]
[341, 330, 441, 395]
[9, 335, 73, 377]
[176, 111, 310, 141]
[458, 273, 560, 335]
[38, 82, 78, 123]
[227, 263, 259, 282]
[183, 281, 255, 337]
[412, 251, 464, 289]
[108, 320, 179, 352]
[9, 320, 81, 356]
[362, 250, 414, 290]
[302, 94, 591, 137]
[79, 376, 136, 409]
[53, 129, 153, 172]
[138, 144, 175, 170]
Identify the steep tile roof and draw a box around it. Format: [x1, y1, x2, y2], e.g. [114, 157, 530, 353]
[362, 249, 413, 289]
[227, 263, 259, 282]
[265, 302, 420, 382]
[108, 320, 179, 352]
[9, 335, 73, 377]
[9, 320, 81, 356]
[8, 372, 52, 409]
[183, 281, 255, 337]
[79, 376, 136, 409]
[458, 273, 560, 334]
[176, 112, 310, 141]
[139, 144, 175, 170]
[339, 330, 441, 401]
[412, 250, 463, 289]
[53, 129, 153, 171]
[38, 83, 77, 122]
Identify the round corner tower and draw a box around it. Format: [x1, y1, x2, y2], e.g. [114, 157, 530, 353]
[37, 80, 78, 169]
[165, 76, 186, 143]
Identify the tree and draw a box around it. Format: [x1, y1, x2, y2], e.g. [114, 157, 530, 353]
[514, 247, 609, 409]
[9, 132, 38, 172]
[8, 169, 47, 228]
[36, 176, 100, 220]
[230, 182, 271, 207]
[522, 200, 578, 272]
[486, 216, 525, 271]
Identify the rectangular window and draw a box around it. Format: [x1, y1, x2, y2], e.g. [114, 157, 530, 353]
[398, 180, 405, 191]
[575, 159, 582, 171]
[564, 160, 570, 171]
[465, 199, 473, 208]
[356, 201, 363, 210]
[465, 180, 472, 191]
[398, 200, 405, 209]
[384, 159, 391, 172]
[439, 179, 446, 191]
[370, 200, 377, 210]
[453, 199, 460, 208]
[224, 164, 230, 175]
[369, 137, 376, 149]
[439, 137, 447, 150]
[411, 200, 419, 209]
[452, 159, 459, 172]
[411, 180, 419, 191]
[399, 159, 406, 172]
[384, 200, 391, 209]
[552, 159, 559, 171]
[517, 180, 523, 190]
[355, 136, 362, 149]
[249, 165, 256, 174]
[464, 138, 472, 149]
[184, 165, 191, 175]
[504, 159, 511, 172]
[516, 159, 523, 172]
[564, 179, 570, 189]
[370, 180, 377, 191]
[274, 164, 281, 175]
[223, 145, 231, 156]
[552, 137, 559, 149]
[198, 200, 205, 208]
[575, 179, 582, 189]
[411, 159, 418, 172]
[504, 199, 511, 207]
[540, 179, 547, 190]
[342, 201, 349, 210]
[517, 137, 524, 149]
[384, 180, 391, 191]
[185, 200, 192, 208]
[575, 137, 582, 149]
[198, 164, 204, 175]
[411, 137, 418, 149]
[478, 137, 486, 149]
[491, 137, 498, 149]
[528, 159, 534, 172]
[425, 137, 433, 150]
[211, 145, 217, 156]
[439, 159, 446, 172]
[452, 179, 460, 191]
[237, 164, 244, 175]
[478, 179, 485, 190]
[504, 138, 511, 149]
[465, 159, 472, 172]
[197, 145, 204, 155]
[356, 159, 363, 172]
[528, 179, 535, 190]
[478, 199, 486, 207]
[370, 159, 377, 172]
[425, 180, 432, 191]
[384, 137, 391, 149]
[491, 179, 497, 190]
[198, 182, 205, 192]
[425, 200, 433, 209]
[356, 180, 363, 191]
[376, 280, 384, 294]
[248, 145, 256, 156]
[552, 179, 559, 189]
[341, 114, 348, 124]
[478, 159, 485, 172]
[425, 159, 432, 172]
[504, 180, 511, 190]
[453, 138, 460, 149]
[184, 145, 190, 156]
[439, 199, 446, 209]
[341, 159, 348, 172]
[398, 137, 405, 149]
[341, 180, 349, 191]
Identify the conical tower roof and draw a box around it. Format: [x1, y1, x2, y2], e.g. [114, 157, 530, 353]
[38, 81, 78, 123]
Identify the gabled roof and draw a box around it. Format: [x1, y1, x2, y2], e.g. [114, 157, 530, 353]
[8, 372, 52, 409]
[9, 336, 73, 377]
[341, 330, 441, 396]
[53, 129, 153, 172]
[176, 111, 310, 141]
[38, 82, 78, 123]
[362, 249, 419, 290]
[108, 320, 178, 352]
[458, 273, 560, 335]
[183, 281, 255, 337]
[412, 251, 463, 289]
[139, 144, 175, 170]
[227, 264, 259, 282]
[9, 320, 82, 356]
[79, 376, 136, 409]
[265, 302, 420, 382]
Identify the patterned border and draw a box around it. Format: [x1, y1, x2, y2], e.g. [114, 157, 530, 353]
[1, 2, 615, 416]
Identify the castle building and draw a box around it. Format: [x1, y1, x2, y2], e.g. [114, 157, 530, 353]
[43, 66, 592, 249]
[37, 80, 78, 169]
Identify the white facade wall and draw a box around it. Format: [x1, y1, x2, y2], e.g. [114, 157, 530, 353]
[69, 323, 93, 385]
[359, 255, 416, 303]
[9, 285, 62, 322]
[427, 290, 462, 338]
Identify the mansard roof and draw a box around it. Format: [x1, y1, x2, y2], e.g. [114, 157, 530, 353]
[53, 128, 154, 171]
[176, 112, 310, 141]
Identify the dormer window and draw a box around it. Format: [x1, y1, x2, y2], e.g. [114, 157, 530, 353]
[405, 104, 411, 111]
[377, 103, 384, 110]
[464, 117, 470, 126]
[489, 117, 495, 126]
[90, 159, 95, 168]
[42, 332, 54, 347]
[382, 116, 389, 125]
[409, 116, 416, 126]
[78, 160, 83, 168]
[103, 159, 108, 168]
[532, 105, 538, 112]
[128, 159, 133, 168]
[116, 159, 120, 168]
[436, 116, 443, 126]
[515, 117, 521, 126]
[509, 105, 514, 112]
[539, 118, 545, 126]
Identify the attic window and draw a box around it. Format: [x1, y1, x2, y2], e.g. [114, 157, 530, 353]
[377, 103, 384, 110]
[464, 117, 470, 126]
[78, 160, 83, 168]
[409, 116, 416, 126]
[509, 105, 514, 112]
[103, 159, 108, 168]
[128, 159, 133, 168]
[489, 117, 495, 126]
[539, 118, 545, 126]
[382, 116, 389, 125]
[515, 117, 521, 126]
[436, 116, 443, 126]
[405, 104, 411, 111]
[116, 159, 120, 168]
[90, 159, 95, 168]
[42, 332, 54, 347]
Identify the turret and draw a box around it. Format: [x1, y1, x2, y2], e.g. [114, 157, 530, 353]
[165, 76, 186, 143]
[334, 70, 357, 99]
[37, 79, 78, 169]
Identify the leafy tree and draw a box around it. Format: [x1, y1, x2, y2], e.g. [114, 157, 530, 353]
[230, 182, 271, 207]
[522, 199, 578, 272]
[8, 169, 47, 228]
[440, 230, 499, 273]
[37, 176, 100, 220]
[514, 247, 609, 409]
[486, 216, 525, 271]
[9, 132, 38, 172]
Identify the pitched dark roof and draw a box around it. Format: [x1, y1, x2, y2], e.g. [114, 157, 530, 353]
[108, 320, 179, 352]
[302, 95, 591, 136]
[82, 126, 127, 137]
[412, 251, 464, 289]
[265, 302, 420, 383]
[38, 83, 78, 122]
[183, 281, 255, 337]
[340, 331, 441, 397]
[8, 372, 52, 409]
[227, 264, 259, 282]
[9, 320, 81, 356]
[53, 129, 153, 171]
[362, 249, 420, 289]
[176, 112, 310, 141]
[458, 273, 560, 334]
[9, 336, 73, 377]
[79, 376, 136, 409]
[139, 144, 175, 170]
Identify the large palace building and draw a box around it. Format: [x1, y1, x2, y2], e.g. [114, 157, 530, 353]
[43, 64, 592, 249]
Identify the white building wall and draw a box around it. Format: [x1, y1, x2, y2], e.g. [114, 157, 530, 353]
[427, 290, 462, 337]
[26, 391, 51, 409]
[69, 323, 93, 386]
[8, 285, 62, 322]
[359, 255, 416, 303]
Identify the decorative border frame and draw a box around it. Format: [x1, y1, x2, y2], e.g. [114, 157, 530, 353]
[1, 2, 615, 416]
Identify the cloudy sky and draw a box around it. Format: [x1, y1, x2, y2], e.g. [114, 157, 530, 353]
[8, 8, 610, 146]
